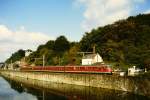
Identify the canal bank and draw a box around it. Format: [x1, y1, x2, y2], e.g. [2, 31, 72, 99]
[3, 76, 149, 100]
[0, 70, 150, 97]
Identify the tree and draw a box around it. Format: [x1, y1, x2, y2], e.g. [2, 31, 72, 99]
[5, 49, 25, 64]
[63, 45, 81, 65]
[54, 35, 70, 56]
[45, 40, 55, 49]
[144, 59, 150, 70]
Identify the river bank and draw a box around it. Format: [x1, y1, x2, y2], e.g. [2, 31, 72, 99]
[0, 70, 149, 98]
[3, 76, 149, 100]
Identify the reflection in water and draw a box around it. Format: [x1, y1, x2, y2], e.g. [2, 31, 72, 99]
[0, 77, 37, 100]
[1, 76, 149, 100]
[5, 78, 67, 100]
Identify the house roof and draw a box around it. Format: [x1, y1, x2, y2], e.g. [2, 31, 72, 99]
[82, 54, 97, 59]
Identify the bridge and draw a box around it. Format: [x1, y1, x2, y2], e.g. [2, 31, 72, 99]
[0, 62, 5, 68]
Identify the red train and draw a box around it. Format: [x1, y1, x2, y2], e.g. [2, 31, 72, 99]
[20, 65, 112, 74]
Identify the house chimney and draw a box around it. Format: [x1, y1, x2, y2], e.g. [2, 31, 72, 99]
[93, 44, 96, 54]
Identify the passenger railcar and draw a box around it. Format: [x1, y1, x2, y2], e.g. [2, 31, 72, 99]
[20, 65, 112, 74]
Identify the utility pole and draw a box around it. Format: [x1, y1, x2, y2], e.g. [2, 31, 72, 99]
[34, 54, 45, 67]
[42, 90, 45, 100]
[77, 45, 96, 57]
[43, 55, 45, 67]
[11, 59, 13, 70]
[93, 44, 96, 54]
[77, 52, 93, 57]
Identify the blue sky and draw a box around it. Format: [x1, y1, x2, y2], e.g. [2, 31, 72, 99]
[0, 0, 84, 40]
[0, 0, 150, 62]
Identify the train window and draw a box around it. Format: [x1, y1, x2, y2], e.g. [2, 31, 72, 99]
[77, 67, 80, 70]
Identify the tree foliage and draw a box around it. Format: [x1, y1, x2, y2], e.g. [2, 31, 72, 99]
[79, 14, 150, 69]
[25, 35, 76, 66]
[5, 49, 25, 63]
[53, 36, 70, 56]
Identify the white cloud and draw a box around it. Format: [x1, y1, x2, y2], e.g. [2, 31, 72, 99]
[76, 0, 146, 32]
[0, 25, 54, 62]
[144, 9, 150, 14]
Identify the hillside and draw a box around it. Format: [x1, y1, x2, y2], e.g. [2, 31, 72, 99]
[5, 14, 150, 70]
[80, 14, 150, 69]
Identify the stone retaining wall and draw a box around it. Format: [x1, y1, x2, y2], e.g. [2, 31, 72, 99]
[0, 71, 149, 97]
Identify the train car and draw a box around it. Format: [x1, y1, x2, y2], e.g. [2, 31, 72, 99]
[20, 65, 112, 74]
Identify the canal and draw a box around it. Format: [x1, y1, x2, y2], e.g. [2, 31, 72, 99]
[0, 76, 149, 100]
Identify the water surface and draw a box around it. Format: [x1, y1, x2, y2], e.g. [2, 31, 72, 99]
[0, 76, 149, 100]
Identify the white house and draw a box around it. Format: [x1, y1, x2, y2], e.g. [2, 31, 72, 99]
[128, 66, 143, 76]
[82, 53, 103, 65]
